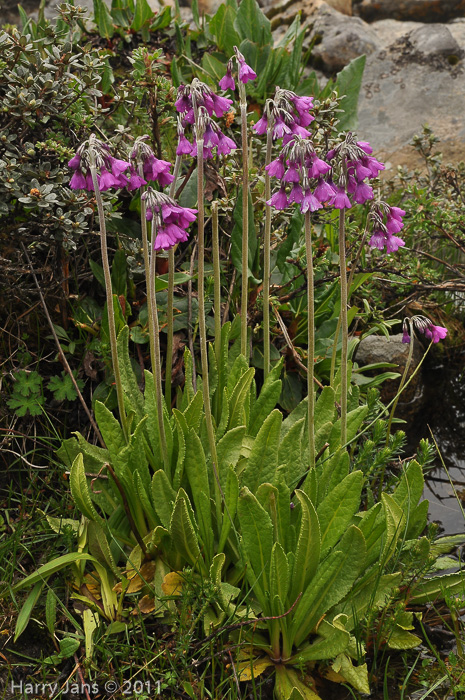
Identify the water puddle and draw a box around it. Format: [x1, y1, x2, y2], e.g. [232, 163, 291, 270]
[408, 363, 465, 535]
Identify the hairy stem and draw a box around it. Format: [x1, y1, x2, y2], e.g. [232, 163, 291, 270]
[165, 154, 182, 411]
[212, 201, 222, 422]
[90, 162, 127, 441]
[263, 124, 273, 379]
[338, 207, 348, 447]
[148, 231, 169, 469]
[305, 212, 315, 469]
[239, 86, 249, 359]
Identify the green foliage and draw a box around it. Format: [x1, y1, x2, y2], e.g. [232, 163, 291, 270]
[47, 371, 84, 402]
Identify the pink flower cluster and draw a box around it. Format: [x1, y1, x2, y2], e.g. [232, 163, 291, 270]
[175, 80, 236, 159]
[402, 316, 448, 344]
[326, 138, 385, 209]
[68, 136, 173, 193]
[218, 47, 257, 91]
[266, 135, 334, 214]
[368, 204, 406, 254]
[142, 188, 197, 251]
[253, 88, 315, 142]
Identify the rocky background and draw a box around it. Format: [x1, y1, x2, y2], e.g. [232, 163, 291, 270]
[2, 0, 465, 171]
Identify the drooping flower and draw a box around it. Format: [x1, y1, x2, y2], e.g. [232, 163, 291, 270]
[129, 136, 174, 187]
[175, 81, 236, 161]
[265, 135, 332, 215]
[252, 87, 315, 141]
[219, 59, 236, 91]
[68, 136, 141, 192]
[402, 316, 448, 345]
[238, 57, 257, 84]
[142, 187, 197, 251]
[367, 202, 406, 254]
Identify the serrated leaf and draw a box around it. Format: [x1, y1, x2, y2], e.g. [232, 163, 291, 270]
[317, 471, 364, 554]
[70, 454, 104, 524]
[170, 493, 201, 568]
[290, 490, 320, 603]
[241, 409, 281, 492]
[237, 487, 273, 605]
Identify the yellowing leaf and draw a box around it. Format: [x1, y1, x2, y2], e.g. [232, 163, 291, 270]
[237, 657, 274, 681]
[161, 571, 184, 596]
[132, 595, 156, 615]
[127, 561, 157, 593]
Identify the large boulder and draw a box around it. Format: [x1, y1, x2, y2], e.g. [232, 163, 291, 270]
[357, 23, 465, 170]
[353, 0, 465, 23]
[355, 334, 425, 417]
[308, 4, 380, 71]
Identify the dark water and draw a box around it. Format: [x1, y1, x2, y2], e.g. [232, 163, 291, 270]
[408, 363, 465, 535]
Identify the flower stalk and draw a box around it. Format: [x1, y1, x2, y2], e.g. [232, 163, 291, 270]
[263, 116, 273, 379]
[165, 154, 182, 411]
[194, 106, 221, 516]
[239, 79, 249, 359]
[338, 206, 348, 447]
[89, 143, 128, 441]
[305, 212, 315, 469]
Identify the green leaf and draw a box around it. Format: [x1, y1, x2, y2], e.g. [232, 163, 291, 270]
[152, 470, 176, 529]
[234, 0, 271, 47]
[88, 521, 120, 576]
[13, 552, 101, 592]
[290, 490, 321, 604]
[14, 583, 44, 641]
[249, 364, 283, 437]
[237, 487, 274, 605]
[7, 393, 44, 417]
[94, 400, 126, 457]
[392, 460, 424, 514]
[218, 466, 239, 552]
[381, 493, 406, 564]
[290, 617, 350, 663]
[278, 418, 305, 488]
[331, 654, 370, 693]
[47, 372, 83, 402]
[12, 370, 42, 397]
[270, 542, 289, 606]
[317, 471, 364, 554]
[409, 572, 465, 605]
[45, 588, 57, 636]
[70, 454, 104, 524]
[217, 426, 246, 489]
[170, 492, 201, 569]
[333, 55, 366, 132]
[228, 367, 255, 429]
[291, 526, 366, 647]
[93, 0, 115, 38]
[117, 326, 145, 421]
[184, 430, 212, 553]
[131, 0, 153, 30]
[209, 4, 240, 56]
[241, 409, 282, 491]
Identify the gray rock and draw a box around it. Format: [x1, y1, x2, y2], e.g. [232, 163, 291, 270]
[371, 18, 428, 47]
[408, 24, 461, 56]
[354, 0, 465, 23]
[357, 28, 465, 171]
[310, 5, 380, 71]
[355, 333, 424, 411]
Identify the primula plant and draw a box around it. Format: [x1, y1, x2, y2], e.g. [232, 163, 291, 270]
[11, 6, 464, 699]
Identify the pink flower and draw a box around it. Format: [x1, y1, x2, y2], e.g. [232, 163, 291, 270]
[267, 185, 288, 210]
[330, 186, 351, 209]
[266, 157, 285, 179]
[219, 68, 235, 91]
[238, 59, 257, 83]
[424, 324, 448, 343]
[301, 189, 322, 213]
